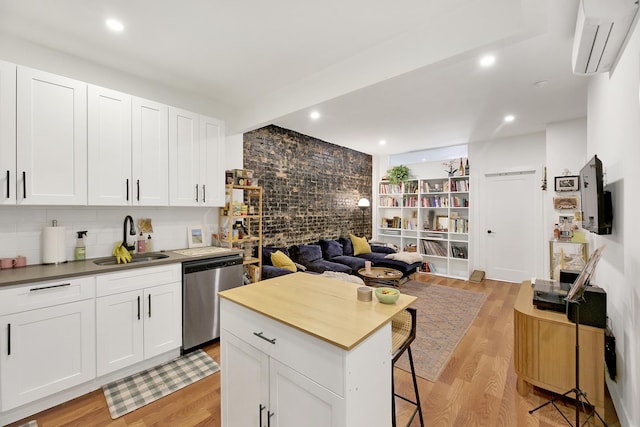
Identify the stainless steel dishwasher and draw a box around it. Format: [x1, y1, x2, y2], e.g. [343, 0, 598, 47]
[182, 254, 244, 352]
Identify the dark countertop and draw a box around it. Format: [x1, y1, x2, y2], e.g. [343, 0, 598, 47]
[0, 247, 243, 287]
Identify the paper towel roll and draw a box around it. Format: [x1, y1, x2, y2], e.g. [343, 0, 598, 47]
[42, 226, 67, 264]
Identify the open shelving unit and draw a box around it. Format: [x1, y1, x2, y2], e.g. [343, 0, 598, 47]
[377, 175, 470, 279]
[218, 184, 263, 282]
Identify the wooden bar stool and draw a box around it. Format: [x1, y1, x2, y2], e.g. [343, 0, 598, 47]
[391, 307, 424, 426]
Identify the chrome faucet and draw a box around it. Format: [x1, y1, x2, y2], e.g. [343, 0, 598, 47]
[123, 215, 136, 252]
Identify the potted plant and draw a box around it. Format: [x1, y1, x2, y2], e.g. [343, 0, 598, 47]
[386, 165, 410, 184]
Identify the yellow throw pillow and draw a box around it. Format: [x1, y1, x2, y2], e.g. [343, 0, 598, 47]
[271, 250, 297, 272]
[350, 234, 371, 256]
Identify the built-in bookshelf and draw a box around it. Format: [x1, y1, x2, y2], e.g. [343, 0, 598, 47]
[377, 175, 470, 279]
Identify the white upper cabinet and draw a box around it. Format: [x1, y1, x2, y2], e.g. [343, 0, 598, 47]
[169, 108, 224, 207]
[16, 66, 87, 205]
[0, 60, 16, 205]
[88, 85, 132, 205]
[200, 115, 225, 207]
[132, 97, 169, 206]
[169, 107, 200, 206]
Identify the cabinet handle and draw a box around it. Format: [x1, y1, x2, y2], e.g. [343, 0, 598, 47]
[253, 331, 276, 344]
[148, 294, 151, 318]
[126, 178, 130, 201]
[5, 170, 9, 199]
[202, 185, 206, 204]
[195, 184, 199, 202]
[22, 171, 26, 199]
[267, 411, 274, 427]
[29, 283, 71, 292]
[259, 404, 265, 426]
[136, 179, 140, 201]
[7, 324, 10, 356]
[137, 296, 141, 320]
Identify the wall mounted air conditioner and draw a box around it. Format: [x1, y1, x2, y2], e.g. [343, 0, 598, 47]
[572, 0, 639, 75]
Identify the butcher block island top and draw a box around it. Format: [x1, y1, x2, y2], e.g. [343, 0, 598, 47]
[219, 272, 417, 350]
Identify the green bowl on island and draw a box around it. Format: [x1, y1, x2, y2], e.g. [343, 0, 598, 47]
[375, 287, 400, 304]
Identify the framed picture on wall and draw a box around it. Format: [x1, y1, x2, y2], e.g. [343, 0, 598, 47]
[554, 175, 580, 192]
[553, 196, 579, 210]
[187, 225, 206, 248]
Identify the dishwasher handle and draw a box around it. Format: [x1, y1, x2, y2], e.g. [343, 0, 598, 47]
[182, 256, 243, 274]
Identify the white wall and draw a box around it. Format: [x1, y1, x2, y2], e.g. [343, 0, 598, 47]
[544, 119, 587, 277]
[585, 17, 640, 426]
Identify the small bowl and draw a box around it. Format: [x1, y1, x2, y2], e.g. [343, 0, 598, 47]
[375, 287, 400, 304]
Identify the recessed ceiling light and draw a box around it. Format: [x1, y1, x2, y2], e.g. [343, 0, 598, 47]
[309, 111, 320, 120]
[504, 115, 515, 123]
[379, 140, 386, 145]
[480, 55, 496, 67]
[106, 19, 125, 32]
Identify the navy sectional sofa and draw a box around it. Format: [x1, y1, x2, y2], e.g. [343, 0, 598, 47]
[261, 238, 421, 280]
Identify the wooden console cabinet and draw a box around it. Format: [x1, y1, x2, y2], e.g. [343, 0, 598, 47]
[514, 281, 605, 415]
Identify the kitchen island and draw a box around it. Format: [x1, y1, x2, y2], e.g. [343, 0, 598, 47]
[219, 272, 417, 427]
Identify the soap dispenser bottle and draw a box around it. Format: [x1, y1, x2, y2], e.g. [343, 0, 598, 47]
[74, 231, 88, 260]
[137, 232, 146, 254]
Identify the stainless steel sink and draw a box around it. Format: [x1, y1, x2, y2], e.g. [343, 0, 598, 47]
[93, 253, 170, 266]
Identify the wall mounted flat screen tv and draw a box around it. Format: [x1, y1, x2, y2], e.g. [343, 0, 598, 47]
[579, 155, 612, 235]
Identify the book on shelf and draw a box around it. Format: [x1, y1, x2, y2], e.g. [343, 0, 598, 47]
[450, 179, 470, 192]
[451, 196, 469, 207]
[449, 218, 469, 233]
[428, 262, 436, 272]
[421, 239, 448, 256]
[450, 245, 468, 259]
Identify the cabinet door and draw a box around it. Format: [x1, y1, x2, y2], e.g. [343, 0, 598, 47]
[221, 331, 270, 427]
[16, 66, 87, 205]
[0, 299, 95, 410]
[270, 358, 344, 427]
[132, 97, 169, 206]
[143, 282, 182, 358]
[96, 290, 144, 376]
[0, 60, 16, 205]
[168, 107, 200, 206]
[88, 85, 132, 205]
[199, 115, 225, 207]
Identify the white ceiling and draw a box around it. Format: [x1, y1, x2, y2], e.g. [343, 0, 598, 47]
[0, 0, 588, 155]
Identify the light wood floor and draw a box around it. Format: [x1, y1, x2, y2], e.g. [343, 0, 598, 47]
[8, 275, 619, 427]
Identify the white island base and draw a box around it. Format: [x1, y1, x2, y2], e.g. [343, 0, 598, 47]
[219, 272, 416, 427]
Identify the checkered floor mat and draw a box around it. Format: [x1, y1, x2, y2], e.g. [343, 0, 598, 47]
[103, 349, 220, 419]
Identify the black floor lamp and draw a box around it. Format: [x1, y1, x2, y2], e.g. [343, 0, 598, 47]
[357, 198, 370, 237]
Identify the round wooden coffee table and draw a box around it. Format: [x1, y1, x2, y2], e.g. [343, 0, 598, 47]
[358, 267, 403, 288]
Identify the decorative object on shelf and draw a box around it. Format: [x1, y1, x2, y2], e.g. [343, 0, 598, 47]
[541, 166, 547, 191]
[187, 225, 205, 248]
[386, 165, 410, 184]
[553, 196, 579, 210]
[554, 175, 580, 192]
[442, 160, 457, 177]
[464, 159, 470, 176]
[436, 216, 449, 231]
[357, 198, 370, 237]
[458, 158, 464, 176]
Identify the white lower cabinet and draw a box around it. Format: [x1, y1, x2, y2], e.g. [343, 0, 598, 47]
[221, 298, 390, 427]
[96, 265, 182, 376]
[0, 277, 96, 411]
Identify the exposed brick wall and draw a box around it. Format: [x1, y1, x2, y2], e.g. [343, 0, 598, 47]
[244, 125, 372, 248]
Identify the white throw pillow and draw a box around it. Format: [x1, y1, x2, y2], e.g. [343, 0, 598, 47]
[384, 251, 423, 264]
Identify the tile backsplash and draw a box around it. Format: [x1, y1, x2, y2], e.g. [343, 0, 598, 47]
[0, 206, 218, 265]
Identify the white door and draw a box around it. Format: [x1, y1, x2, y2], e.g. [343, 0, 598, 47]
[169, 107, 200, 206]
[221, 332, 270, 427]
[0, 299, 95, 410]
[270, 358, 344, 427]
[88, 85, 132, 205]
[132, 97, 169, 206]
[199, 115, 225, 207]
[96, 290, 144, 376]
[16, 67, 87, 205]
[143, 282, 182, 358]
[480, 170, 540, 282]
[0, 60, 16, 205]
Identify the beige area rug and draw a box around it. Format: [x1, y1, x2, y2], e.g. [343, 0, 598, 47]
[396, 281, 487, 382]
